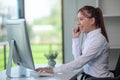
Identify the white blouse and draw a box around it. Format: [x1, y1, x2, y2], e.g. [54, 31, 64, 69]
[53, 28, 113, 77]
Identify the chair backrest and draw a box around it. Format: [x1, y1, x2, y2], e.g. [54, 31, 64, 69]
[114, 54, 120, 77]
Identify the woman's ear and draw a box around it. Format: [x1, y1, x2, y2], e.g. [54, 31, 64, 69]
[91, 17, 95, 25]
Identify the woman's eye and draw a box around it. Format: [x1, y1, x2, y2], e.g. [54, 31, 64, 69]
[80, 18, 83, 20]
[77, 17, 84, 21]
[78, 18, 83, 21]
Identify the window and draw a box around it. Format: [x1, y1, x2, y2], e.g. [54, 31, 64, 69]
[24, 0, 63, 65]
[0, 0, 18, 42]
[0, 0, 18, 70]
[0, 0, 63, 71]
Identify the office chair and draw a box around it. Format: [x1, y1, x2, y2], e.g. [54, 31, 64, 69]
[87, 54, 120, 80]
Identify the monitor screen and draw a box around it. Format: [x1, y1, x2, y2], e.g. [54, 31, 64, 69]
[5, 19, 35, 77]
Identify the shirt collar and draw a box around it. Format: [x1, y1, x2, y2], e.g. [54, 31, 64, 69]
[86, 28, 101, 38]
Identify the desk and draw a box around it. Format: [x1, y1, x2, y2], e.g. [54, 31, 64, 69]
[0, 65, 82, 80]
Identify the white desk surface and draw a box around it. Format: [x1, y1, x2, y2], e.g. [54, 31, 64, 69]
[0, 65, 82, 80]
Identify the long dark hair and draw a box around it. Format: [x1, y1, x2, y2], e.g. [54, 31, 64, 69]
[78, 5, 109, 42]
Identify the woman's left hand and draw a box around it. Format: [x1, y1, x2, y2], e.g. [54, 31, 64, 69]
[35, 67, 54, 74]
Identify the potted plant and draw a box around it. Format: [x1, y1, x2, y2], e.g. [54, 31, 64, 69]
[44, 51, 58, 68]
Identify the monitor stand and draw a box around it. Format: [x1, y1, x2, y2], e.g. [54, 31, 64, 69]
[6, 40, 30, 78]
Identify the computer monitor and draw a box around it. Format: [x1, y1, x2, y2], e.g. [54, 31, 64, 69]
[4, 19, 35, 78]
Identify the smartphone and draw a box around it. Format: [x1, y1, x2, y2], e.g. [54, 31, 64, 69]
[77, 27, 80, 32]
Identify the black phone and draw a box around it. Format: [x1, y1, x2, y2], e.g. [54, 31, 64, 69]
[77, 27, 80, 32]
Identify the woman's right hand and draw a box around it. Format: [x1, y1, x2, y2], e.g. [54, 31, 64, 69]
[35, 67, 54, 74]
[72, 26, 81, 38]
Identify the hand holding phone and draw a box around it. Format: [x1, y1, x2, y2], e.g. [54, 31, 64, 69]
[72, 26, 81, 38]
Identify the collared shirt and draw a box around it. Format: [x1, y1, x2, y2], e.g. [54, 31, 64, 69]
[54, 28, 113, 77]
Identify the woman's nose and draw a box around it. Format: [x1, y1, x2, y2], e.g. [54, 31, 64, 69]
[77, 21, 81, 25]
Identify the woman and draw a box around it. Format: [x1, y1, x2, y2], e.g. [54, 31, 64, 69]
[35, 5, 114, 79]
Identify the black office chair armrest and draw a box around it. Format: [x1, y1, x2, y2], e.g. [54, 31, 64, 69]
[87, 76, 120, 80]
[110, 70, 115, 76]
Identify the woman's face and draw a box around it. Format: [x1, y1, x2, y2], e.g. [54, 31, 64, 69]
[77, 11, 95, 33]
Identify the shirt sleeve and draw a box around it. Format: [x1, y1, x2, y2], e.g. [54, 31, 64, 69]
[53, 37, 106, 73]
[72, 38, 82, 59]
